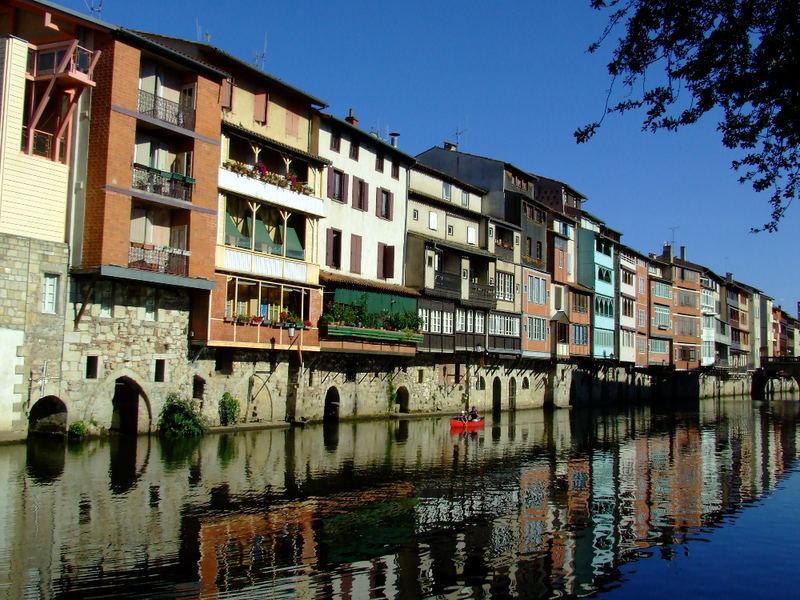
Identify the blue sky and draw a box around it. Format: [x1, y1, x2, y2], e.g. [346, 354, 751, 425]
[65, 0, 798, 311]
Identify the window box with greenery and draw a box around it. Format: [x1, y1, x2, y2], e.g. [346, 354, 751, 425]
[319, 300, 423, 343]
[223, 160, 314, 196]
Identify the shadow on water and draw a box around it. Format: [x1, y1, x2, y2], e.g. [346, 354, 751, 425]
[25, 436, 65, 484]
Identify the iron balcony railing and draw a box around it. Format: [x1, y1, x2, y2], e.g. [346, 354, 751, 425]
[132, 163, 194, 203]
[434, 270, 461, 292]
[137, 88, 195, 130]
[467, 281, 496, 308]
[128, 242, 188, 276]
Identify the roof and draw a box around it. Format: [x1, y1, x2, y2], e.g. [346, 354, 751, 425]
[411, 162, 487, 195]
[534, 175, 588, 201]
[407, 232, 495, 259]
[319, 113, 415, 165]
[133, 32, 327, 108]
[22, 0, 116, 31]
[223, 121, 330, 166]
[566, 281, 594, 295]
[416, 145, 538, 183]
[319, 272, 419, 297]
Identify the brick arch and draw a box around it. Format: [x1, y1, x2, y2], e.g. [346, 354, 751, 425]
[28, 395, 67, 435]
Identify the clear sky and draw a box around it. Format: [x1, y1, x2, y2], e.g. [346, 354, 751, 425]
[63, 0, 798, 313]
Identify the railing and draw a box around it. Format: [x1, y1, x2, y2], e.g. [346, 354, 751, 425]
[468, 281, 496, 308]
[128, 242, 189, 276]
[28, 42, 95, 79]
[434, 270, 461, 292]
[137, 89, 195, 130]
[21, 126, 51, 157]
[226, 235, 306, 261]
[132, 163, 194, 202]
[494, 242, 514, 262]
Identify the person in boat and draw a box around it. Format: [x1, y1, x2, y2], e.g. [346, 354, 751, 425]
[469, 406, 480, 421]
[459, 410, 468, 423]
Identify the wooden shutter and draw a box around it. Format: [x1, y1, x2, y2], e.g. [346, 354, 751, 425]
[375, 188, 381, 217]
[325, 228, 334, 267]
[254, 89, 268, 124]
[377, 243, 385, 279]
[350, 234, 362, 274]
[327, 168, 335, 199]
[362, 181, 369, 211]
[342, 174, 349, 204]
[384, 245, 395, 279]
[352, 178, 360, 207]
[388, 191, 394, 221]
[221, 79, 233, 110]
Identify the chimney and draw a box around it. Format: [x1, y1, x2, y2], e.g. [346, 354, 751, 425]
[345, 108, 358, 127]
[726, 272, 733, 282]
[680, 245, 686, 260]
[389, 132, 399, 148]
[443, 141, 457, 151]
[662, 242, 672, 262]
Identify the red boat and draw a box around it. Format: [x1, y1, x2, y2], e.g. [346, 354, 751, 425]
[449, 417, 485, 429]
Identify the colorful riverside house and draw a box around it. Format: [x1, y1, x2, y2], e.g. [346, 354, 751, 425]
[657, 244, 702, 370]
[56, 24, 225, 433]
[646, 257, 673, 366]
[314, 110, 418, 362]
[520, 198, 552, 360]
[0, 0, 104, 436]
[722, 274, 753, 369]
[699, 269, 724, 367]
[535, 177, 591, 360]
[576, 212, 620, 360]
[416, 144, 540, 363]
[616, 246, 639, 365]
[405, 163, 493, 380]
[629, 248, 652, 367]
[143, 36, 330, 353]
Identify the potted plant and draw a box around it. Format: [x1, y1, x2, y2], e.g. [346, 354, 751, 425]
[235, 313, 248, 324]
[250, 315, 263, 325]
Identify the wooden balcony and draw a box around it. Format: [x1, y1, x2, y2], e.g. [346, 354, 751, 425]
[465, 281, 496, 309]
[427, 270, 461, 299]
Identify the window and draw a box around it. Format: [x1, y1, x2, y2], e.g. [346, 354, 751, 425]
[377, 188, 393, 220]
[677, 289, 698, 308]
[447, 224, 454, 236]
[639, 277, 645, 295]
[99, 282, 113, 318]
[391, 161, 399, 179]
[328, 168, 347, 202]
[144, 289, 156, 321]
[326, 228, 342, 269]
[412, 209, 419, 220]
[41, 273, 58, 314]
[572, 324, 589, 345]
[572, 293, 588, 313]
[650, 338, 669, 353]
[594, 296, 614, 318]
[622, 329, 635, 348]
[703, 340, 715, 359]
[638, 308, 646, 327]
[467, 227, 477, 245]
[528, 275, 546, 305]
[675, 315, 699, 337]
[418, 308, 429, 332]
[443, 311, 454, 334]
[526, 237, 532, 258]
[154, 359, 166, 382]
[489, 313, 520, 336]
[349, 141, 359, 160]
[377, 243, 394, 279]
[430, 310, 442, 333]
[622, 296, 634, 318]
[442, 181, 451, 201]
[352, 178, 368, 211]
[702, 315, 715, 329]
[215, 349, 234, 374]
[653, 281, 672, 299]
[595, 329, 614, 349]
[536, 241, 543, 261]
[350, 234, 362, 274]
[527, 316, 547, 341]
[653, 305, 671, 328]
[554, 286, 563, 311]
[85, 356, 99, 379]
[475, 311, 485, 333]
[595, 238, 612, 256]
[495, 272, 514, 302]
[330, 130, 341, 152]
[622, 269, 634, 286]
[456, 308, 465, 332]
[254, 89, 268, 124]
[637, 335, 646, 354]
[375, 152, 384, 172]
[461, 190, 469, 207]
[428, 211, 438, 230]
[597, 266, 612, 283]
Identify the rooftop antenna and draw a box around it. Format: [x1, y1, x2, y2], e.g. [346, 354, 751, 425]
[84, 0, 104, 18]
[252, 33, 268, 69]
[668, 226, 678, 249]
[453, 125, 467, 146]
[195, 17, 211, 43]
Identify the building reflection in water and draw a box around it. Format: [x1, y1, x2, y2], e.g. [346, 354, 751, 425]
[1, 398, 799, 598]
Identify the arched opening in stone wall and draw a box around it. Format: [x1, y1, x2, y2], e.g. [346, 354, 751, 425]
[28, 395, 67, 435]
[492, 377, 502, 414]
[508, 378, 517, 410]
[522, 377, 530, 390]
[111, 377, 150, 434]
[323, 386, 340, 423]
[192, 375, 205, 402]
[396, 386, 410, 413]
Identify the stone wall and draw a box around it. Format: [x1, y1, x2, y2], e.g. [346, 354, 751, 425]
[0, 234, 68, 438]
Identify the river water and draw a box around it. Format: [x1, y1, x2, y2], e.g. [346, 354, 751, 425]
[1, 397, 799, 599]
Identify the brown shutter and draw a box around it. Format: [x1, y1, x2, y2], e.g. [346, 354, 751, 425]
[342, 174, 349, 204]
[377, 243, 385, 279]
[327, 168, 335, 199]
[388, 191, 394, 221]
[221, 79, 233, 110]
[254, 89, 268, 123]
[350, 234, 362, 274]
[384, 245, 395, 279]
[325, 228, 334, 267]
[375, 188, 381, 217]
[362, 181, 369, 211]
[352, 178, 360, 207]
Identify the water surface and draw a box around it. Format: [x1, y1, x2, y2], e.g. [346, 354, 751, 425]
[1, 397, 798, 598]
